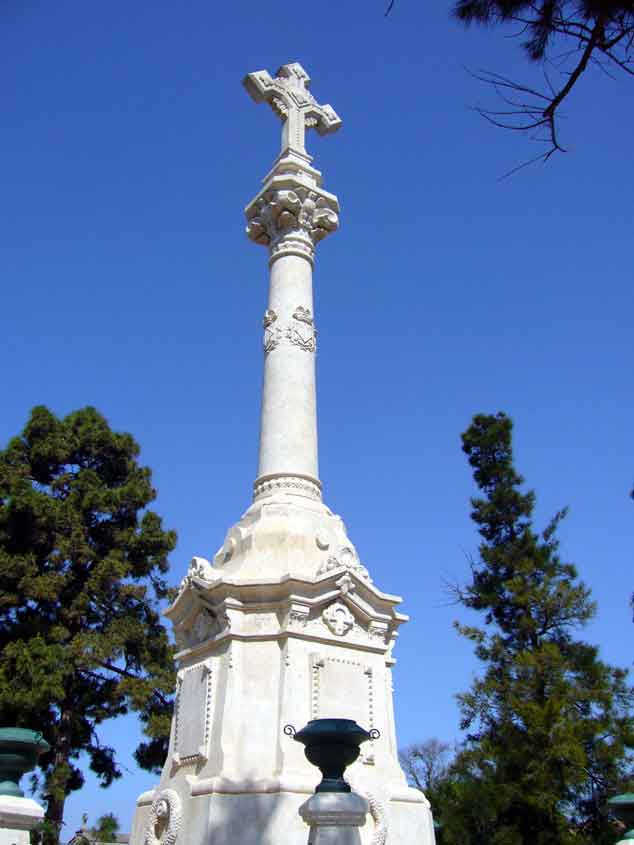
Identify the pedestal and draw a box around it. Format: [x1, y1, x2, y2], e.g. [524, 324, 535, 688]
[129, 491, 435, 845]
[0, 796, 44, 845]
[299, 791, 367, 845]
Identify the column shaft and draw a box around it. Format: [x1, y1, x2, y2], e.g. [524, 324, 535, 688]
[256, 252, 319, 486]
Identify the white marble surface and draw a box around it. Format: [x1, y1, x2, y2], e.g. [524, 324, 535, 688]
[129, 60, 436, 845]
[0, 795, 44, 845]
[300, 791, 367, 845]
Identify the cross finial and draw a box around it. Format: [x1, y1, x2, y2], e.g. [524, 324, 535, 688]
[243, 62, 342, 162]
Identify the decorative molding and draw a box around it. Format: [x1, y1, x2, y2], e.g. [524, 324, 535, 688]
[310, 653, 375, 746]
[143, 789, 182, 845]
[253, 473, 322, 502]
[368, 623, 389, 646]
[322, 601, 354, 637]
[288, 608, 310, 628]
[173, 663, 213, 767]
[348, 782, 387, 845]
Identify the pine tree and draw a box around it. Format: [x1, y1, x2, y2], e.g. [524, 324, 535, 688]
[444, 412, 634, 845]
[0, 406, 177, 845]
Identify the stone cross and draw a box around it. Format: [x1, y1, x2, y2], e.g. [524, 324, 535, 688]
[243, 62, 342, 161]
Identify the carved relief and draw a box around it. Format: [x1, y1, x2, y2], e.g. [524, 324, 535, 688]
[348, 781, 388, 845]
[144, 789, 182, 845]
[288, 608, 309, 628]
[322, 601, 354, 637]
[263, 309, 277, 328]
[177, 556, 215, 595]
[262, 321, 317, 355]
[368, 623, 389, 645]
[246, 188, 339, 254]
[317, 545, 371, 582]
[293, 306, 313, 325]
[263, 326, 283, 353]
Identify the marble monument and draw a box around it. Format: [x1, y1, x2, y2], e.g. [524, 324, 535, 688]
[129, 62, 435, 845]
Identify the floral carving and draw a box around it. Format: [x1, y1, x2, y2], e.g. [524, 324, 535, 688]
[263, 322, 317, 355]
[246, 188, 339, 253]
[317, 545, 371, 582]
[286, 324, 317, 353]
[293, 306, 313, 325]
[263, 326, 283, 353]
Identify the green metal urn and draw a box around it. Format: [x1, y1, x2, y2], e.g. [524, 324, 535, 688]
[285, 718, 379, 793]
[0, 728, 50, 797]
[608, 794, 634, 842]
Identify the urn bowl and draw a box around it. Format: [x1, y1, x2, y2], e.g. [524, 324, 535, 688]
[290, 718, 377, 793]
[0, 728, 50, 797]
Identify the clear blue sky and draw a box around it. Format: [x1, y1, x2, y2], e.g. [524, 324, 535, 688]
[1, 0, 632, 836]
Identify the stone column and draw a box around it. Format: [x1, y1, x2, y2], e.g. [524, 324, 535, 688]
[246, 181, 339, 502]
[299, 791, 368, 845]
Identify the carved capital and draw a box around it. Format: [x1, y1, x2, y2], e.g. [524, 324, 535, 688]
[246, 187, 338, 262]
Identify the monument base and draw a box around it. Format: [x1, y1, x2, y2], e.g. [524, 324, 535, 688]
[132, 782, 433, 845]
[129, 491, 435, 845]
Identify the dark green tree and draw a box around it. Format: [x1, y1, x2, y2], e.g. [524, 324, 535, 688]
[443, 412, 634, 845]
[0, 406, 177, 845]
[452, 0, 634, 164]
[386, 1, 633, 165]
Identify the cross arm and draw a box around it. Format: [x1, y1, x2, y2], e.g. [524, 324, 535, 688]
[243, 70, 280, 112]
[306, 103, 342, 136]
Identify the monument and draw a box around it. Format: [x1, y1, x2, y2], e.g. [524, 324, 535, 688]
[129, 62, 435, 845]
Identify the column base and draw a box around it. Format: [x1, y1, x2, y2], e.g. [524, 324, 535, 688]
[253, 473, 322, 503]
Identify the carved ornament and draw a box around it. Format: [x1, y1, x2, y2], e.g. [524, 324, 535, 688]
[317, 545, 371, 582]
[177, 556, 215, 595]
[262, 320, 317, 355]
[246, 188, 339, 259]
[293, 306, 313, 325]
[253, 474, 322, 502]
[144, 789, 182, 845]
[322, 601, 355, 637]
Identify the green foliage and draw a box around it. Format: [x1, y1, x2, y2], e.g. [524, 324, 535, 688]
[439, 412, 634, 845]
[453, 0, 633, 62]
[93, 813, 120, 842]
[0, 406, 177, 844]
